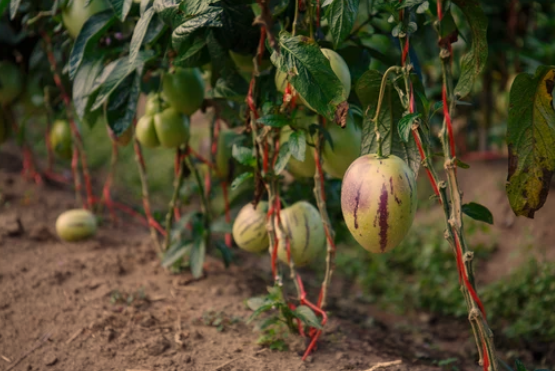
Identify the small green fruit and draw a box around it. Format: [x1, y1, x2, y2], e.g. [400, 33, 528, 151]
[276, 201, 325, 267]
[144, 93, 169, 116]
[162, 68, 205, 116]
[56, 209, 97, 242]
[0, 61, 23, 105]
[153, 107, 190, 148]
[341, 154, 417, 253]
[232, 202, 269, 253]
[135, 115, 160, 148]
[280, 126, 316, 178]
[50, 120, 73, 160]
[62, 0, 109, 38]
[214, 129, 238, 180]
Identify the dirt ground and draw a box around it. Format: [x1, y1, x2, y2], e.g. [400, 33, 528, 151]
[1, 150, 554, 371]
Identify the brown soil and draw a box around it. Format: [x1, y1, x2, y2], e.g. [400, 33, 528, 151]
[1, 152, 553, 371]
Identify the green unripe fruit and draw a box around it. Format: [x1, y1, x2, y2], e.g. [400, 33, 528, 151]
[276, 201, 326, 267]
[275, 48, 351, 111]
[162, 68, 205, 116]
[135, 115, 160, 148]
[50, 120, 73, 160]
[62, 0, 109, 38]
[144, 93, 169, 116]
[153, 107, 190, 148]
[232, 202, 269, 253]
[55, 209, 97, 242]
[321, 113, 361, 179]
[0, 61, 23, 105]
[341, 154, 417, 253]
[229, 51, 272, 74]
[280, 126, 315, 178]
[214, 129, 238, 180]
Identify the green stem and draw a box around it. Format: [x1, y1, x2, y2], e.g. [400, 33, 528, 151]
[163, 148, 185, 252]
[372, 66, 402, 157]
[292, 0, 300, 36]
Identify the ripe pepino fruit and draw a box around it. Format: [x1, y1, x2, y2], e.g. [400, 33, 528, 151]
[232, 202, 269, 253]
[321, 112, 361, 179]
[341, 154, 417, 253]
[276, 201, 325, 267]
[56, 209, 97, 242]
[280, 126, 316, 178]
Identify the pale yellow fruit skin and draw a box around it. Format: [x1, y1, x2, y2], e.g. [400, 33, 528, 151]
[135, 115, 160, 148]
[232, 202, 269, 253]
[321, 113, 361, 179]
[280, 126, 316, 178]
[276, 201, 325, 267]
[341, 154, 417, 253]
[56, 209, 97, 242]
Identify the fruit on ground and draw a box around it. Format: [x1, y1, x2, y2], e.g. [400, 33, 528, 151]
[50, 120, 73, 160]
[280, 126, 315, 178]
[341, 154, 417, 253]
[162, 68, 205, 116]
[276, 201, 326, 267]
[0, 61, 23, 105]
[135, 115, 160, 148]
[153, 107, 190, 148]
[55, 209, 97, 242]
[229, 51, 272, 73]
[321, 113, 361, 179]
[275, 48, 351, 110]
[232, 202, 269, 253]
[62, 0, 109, 38]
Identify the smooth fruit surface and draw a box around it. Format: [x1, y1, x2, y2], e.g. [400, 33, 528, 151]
[62, 0, 109, 38]
[232, 202, 269, 253]
[280, 126, 316, 178]
[214, 129, 238, 180]
[276, 201, 326, 267]
[153, 107, 190, 148]
[144, 93, 169, 116]
[56, 209, 97, 242]
[321, 113, 361, 179]
[162, 68, 205, 116]
[341, 154, 417, 253]
[50, 120, 73, 160]
[0, 61, 23, 104]
[135, 115, 160, 148]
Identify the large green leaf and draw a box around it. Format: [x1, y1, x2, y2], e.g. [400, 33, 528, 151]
[69, 10, 115, 80]
[292, 305, 323, 330]
[326, 0, 359, 49]
[171, 3, 222, 52]
[105, 66, 143, 136]
[356, 70, 420, 175]
[107, 0, 132, 21]
[73, 58, 104, 120]
[452, 0, 488, 99]
[128, 7, 155, 74]
[506, 66, 555, 218]
[272, 32, 345, 121]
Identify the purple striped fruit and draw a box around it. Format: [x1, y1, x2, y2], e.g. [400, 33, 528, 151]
[276, 201, 325, 267]
[341, 154, 417, 253]
[232, 202, 269, 253]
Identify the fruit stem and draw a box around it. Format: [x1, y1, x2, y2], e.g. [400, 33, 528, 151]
[292, 0, 300, 36]
[133, 134, 163, 253]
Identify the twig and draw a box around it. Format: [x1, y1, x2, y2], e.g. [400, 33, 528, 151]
[253, 0, 280, 55]
[1, 355, 11, 363]
[6, 332, 51, 371]
[66, 328, 84, 344]
[364, 360, 402, 371]
[212, 357, 242, 371]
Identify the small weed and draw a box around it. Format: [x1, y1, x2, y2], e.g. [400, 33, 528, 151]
[195, 310, 241, 332]
[109, 286, 147, 306]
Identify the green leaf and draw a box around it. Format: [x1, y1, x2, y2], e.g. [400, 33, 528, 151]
[246, 297, 268, 311]
[326, 0, 359, 49]
[292, 305, 323, 330]
[107, 0, 132, 21]
[272, 32, 344, 120]
[68, 10, 115, 80]
[232, 145, 256, 166]
[105, 67, 143, 136]
[288, 130, 306, 162]
[215, 240, 233, 268]
[162, 242, 193, 268]
[257, 114, 290, 128]
[9, 0, 21, 19]
[356, 70, 421, 175]
[397, 113, 420, 143]
[231, 172, 253, 190]
[190, 237, 206, 279]
[454, 158, 470, 169]
[173, 31, 209, 68]
[506, 66, 555, 218]
[273, 141, 291, 174]
[128, 7, 155, 74]
[452, 0, 488, 99]
[462, 202, 493, 225]
[0, 0, 9, 17]
[73, 58, 104, 120]
[247, 302, 275, 323]
[171, 5, 222, 52]
[515, 360, 528, 371]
